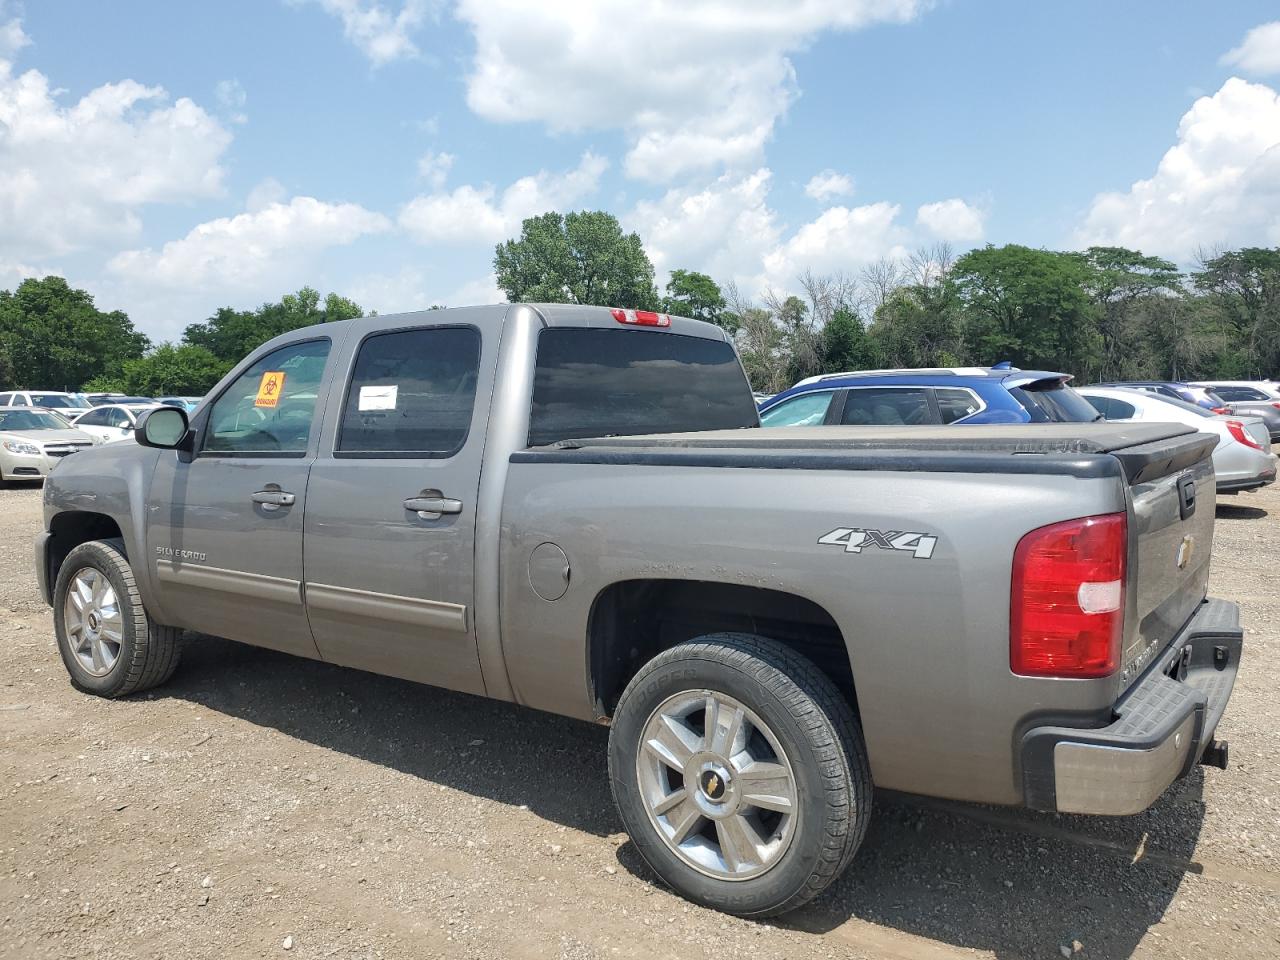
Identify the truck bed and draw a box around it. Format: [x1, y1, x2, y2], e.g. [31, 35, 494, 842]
[521, 423, 1215, 484]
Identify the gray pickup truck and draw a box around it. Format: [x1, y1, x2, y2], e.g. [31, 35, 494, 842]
[35, 303, 1242, 917]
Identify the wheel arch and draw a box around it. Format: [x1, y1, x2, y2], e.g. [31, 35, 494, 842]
[587, 578, 858, 721]
[45, 511, 126, 602]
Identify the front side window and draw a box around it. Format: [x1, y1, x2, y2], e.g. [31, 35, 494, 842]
[75, 409, 108, 427]
[11, 394, 29, 406]
[759, 391, 835, 427]
[528, 329, 758, 446]
[107, 408, 135, 428]
[338, 327, 481, 457]
[204, 339, 331, 455]
[841, 387, 932, 425]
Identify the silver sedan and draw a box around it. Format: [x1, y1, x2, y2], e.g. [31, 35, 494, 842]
[0, 408, 97, 481]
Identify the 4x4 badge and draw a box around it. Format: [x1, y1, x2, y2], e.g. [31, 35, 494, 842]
[818, 527, 938, 559]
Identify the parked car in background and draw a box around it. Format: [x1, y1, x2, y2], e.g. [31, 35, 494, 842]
[70, 403, 161, 444]
[156, 396, 202, 412]
[1190, 381, 1280, 441]
[0, 390, 94, 419]
[84, 393, 156, 407]
[1092, 381, 1228, 412]
[1077, 386, 1276, 493]
[757, 366, 1100, 427]
[0, 408, 97, 482]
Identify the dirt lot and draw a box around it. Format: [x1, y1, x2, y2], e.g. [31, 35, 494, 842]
[1, 480, 1278, 960]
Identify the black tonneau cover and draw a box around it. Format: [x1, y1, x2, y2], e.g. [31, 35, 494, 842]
[523, 423, 1215, 484]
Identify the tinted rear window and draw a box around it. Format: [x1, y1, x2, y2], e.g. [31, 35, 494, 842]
[528, 328, 758, 446]
[1008, 381, 1099, 423]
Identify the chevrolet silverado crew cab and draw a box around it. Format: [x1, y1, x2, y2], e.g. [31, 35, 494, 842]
[35, 303, 1242, 917]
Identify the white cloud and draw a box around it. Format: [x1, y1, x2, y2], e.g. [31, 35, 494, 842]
[398, 151, 607, 245]
[296, 0, 433, 66]
[416, 148, 454, 189]
[1222, 21, 1280, 75]
[916, 198, 985, 243]
[0, 59, 232, 260]
[804, 170, 854, 202]
[627, 168, 782, 290]
[454, 0, 924, 182]
[215, 78, 247, 123]
[763, 201, 909, 283]
[246, 177, 288, 212]
[346, 268, 504, 315]
[107, 196, 389, 296]
[0, 3, 28, 59]
[1076, 78, 1280, 263]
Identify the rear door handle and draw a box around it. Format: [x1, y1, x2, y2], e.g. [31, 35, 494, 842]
[251, 489, 296, 509]
[403, 495, 463, 519]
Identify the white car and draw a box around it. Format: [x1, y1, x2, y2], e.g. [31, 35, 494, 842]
[0, 390, 94, 419]
[1077, 386, 1276, 493]
[70, 403, 161, 444]
[0, 408, 97, 481]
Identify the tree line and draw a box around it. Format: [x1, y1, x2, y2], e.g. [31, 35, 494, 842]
[3, 210, 1278, 398]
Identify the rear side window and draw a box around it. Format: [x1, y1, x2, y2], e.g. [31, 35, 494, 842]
[528, 329, 758, 446]
[1008, 382, 1099, 423]
[204, 339, 331, 455]
[759, 391, 835, 426]
[338, 326, 481, 457]
[841, 387, 932, 425]
[935, 388, 982, 424]
[1213, 385, 1269, 402]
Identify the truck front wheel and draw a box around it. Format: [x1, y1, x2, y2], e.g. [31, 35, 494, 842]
[607, 633, 872, 917]
[52, 539, 182, 698]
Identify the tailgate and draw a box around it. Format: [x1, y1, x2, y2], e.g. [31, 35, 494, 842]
[1119, 432, 1218, 687]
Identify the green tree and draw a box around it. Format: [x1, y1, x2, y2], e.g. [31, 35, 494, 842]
[110, 344, 230, 396]
[0, 276, 149, 389]
[662, 269, 727, 328]
[1191, 247, 1280, 378]
[821, 307, 876, 372]
[493, 211, 659, 308]
[1077, 246, 1181, 381]
[183, 287, 364, 363]
[950, 245, 1099, 373]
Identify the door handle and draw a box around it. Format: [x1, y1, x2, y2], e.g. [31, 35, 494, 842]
[403, 495, 463, 520]
[251, 489, 296, 510]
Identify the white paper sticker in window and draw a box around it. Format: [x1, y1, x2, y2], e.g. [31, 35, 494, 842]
[358, 384, 398, 411]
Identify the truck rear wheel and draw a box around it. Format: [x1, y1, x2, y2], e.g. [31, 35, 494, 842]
[52, 539, 182, 698]
[607, 633, 871, 917]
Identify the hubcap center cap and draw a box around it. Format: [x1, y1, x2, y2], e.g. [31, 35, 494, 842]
[86, 610, 101, 633]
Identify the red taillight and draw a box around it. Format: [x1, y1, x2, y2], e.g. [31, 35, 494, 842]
[610, 308, 671, 327]
[1011, 513, 1126, 679]
[1226, 419, 1263, 450]
[1211, 406, 1230, 415]
[1271, 402, 1280, 410]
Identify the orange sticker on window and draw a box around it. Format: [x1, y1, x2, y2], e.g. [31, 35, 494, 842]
[255, 371, 286, 408]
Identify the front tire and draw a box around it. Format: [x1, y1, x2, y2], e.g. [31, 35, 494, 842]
[53, 539, 182, 697]
[608, 633, 872, 917]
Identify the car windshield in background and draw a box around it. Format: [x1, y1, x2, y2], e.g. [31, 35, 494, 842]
[1008, 380, 1100, 422]
[32, 393, 89, 409]
[528, 329, 759, 446]
[0, 410, 70, 430]
[1146, 393, 1216, 418]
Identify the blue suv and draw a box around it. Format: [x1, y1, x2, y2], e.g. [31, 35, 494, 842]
[757, 365, 1100, 427]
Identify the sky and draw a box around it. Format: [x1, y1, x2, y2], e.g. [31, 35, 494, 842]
[3, 0, 1280, 342]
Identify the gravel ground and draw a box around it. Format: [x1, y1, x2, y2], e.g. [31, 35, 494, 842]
[1, 478, 1278, 960]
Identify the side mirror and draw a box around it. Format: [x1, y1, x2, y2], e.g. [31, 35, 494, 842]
[136, 406, 191, 450]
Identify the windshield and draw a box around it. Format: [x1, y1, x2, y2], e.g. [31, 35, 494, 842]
[1007, 380, 1100, 422]
[32, 393, 89, 409]
[0, 410, 71, 430]
[1139, 392, 1215, 418]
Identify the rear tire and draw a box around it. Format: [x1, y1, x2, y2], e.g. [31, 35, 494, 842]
[53, 539, 182, 697]
[608, 633, 872, 917]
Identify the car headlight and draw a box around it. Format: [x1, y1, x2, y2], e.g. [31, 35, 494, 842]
[2, 439, 41, 456]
